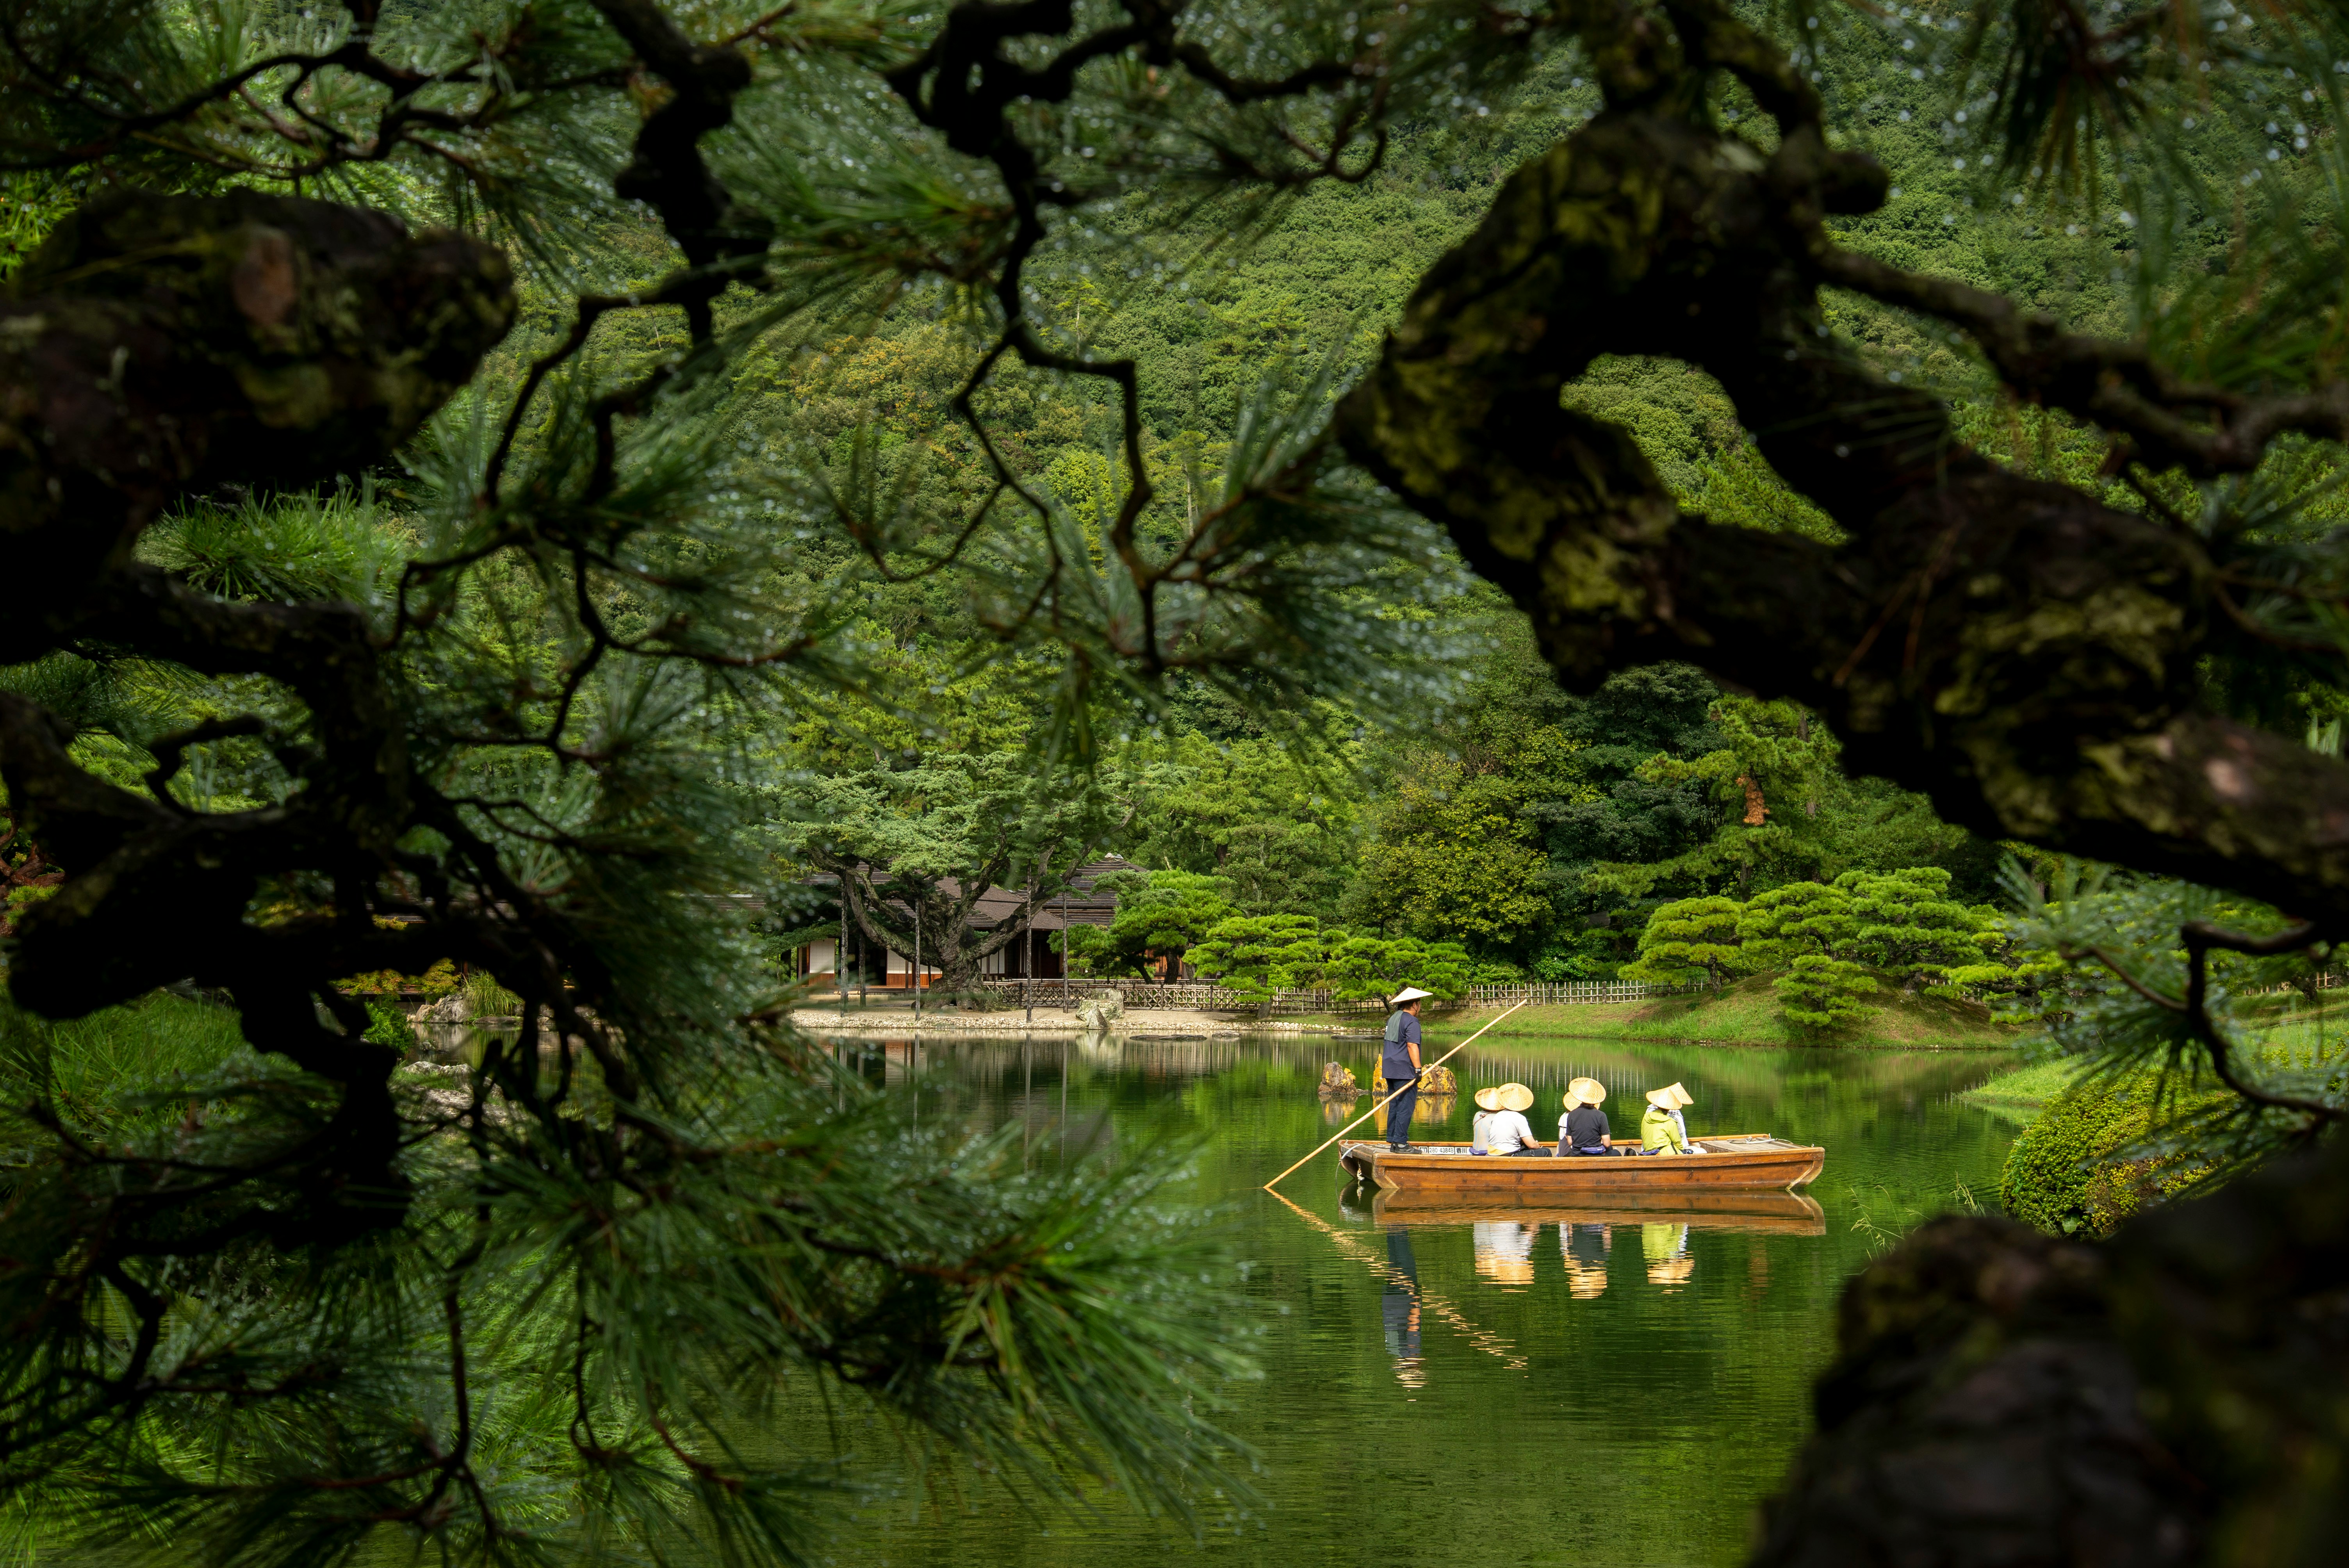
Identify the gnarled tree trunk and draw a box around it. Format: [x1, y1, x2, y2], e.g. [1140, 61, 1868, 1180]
[1752, 1136, 2349, 1568]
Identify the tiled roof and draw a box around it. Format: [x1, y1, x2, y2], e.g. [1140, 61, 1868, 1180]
[754, 855, 1134, 930]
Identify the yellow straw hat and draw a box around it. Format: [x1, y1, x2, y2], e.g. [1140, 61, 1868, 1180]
[1497, 1082, 1535, 1112]
[1565, 1076, 1606, 1107]
[1645, 1081, 1694, 1110]
[1474, 1085, 1505, 1112]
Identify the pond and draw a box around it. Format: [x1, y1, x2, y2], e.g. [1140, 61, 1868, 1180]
[809, 1030, 2022, 1568]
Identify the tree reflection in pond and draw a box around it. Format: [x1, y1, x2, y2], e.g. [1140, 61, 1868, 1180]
[803, 1030, 2019, 1567]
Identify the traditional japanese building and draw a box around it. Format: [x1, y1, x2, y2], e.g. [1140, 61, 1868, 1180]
[790, 856, 1130, 989]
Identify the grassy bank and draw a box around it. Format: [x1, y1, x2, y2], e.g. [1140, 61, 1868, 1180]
[1957, 1057, 2082, 1128]
[1962, 1003, 2347, 1123]
[1395, 974, 2018, 1050]
[1962, 1058, 2083, 1109]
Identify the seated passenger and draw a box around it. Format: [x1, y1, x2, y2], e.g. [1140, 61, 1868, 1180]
[1479, 1082, 1550, 1156]
[1640, 1082, 1695, 1155]
[1470, 1087, 1503, 1155]
[1560, 1076, 1618, 1155]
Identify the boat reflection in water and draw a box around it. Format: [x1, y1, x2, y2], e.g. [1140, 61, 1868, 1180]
[1362, 1187, 1826, 1299]
[1366, 1187, 1827, 1232]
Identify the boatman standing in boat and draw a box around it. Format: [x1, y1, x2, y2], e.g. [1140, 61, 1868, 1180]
[1380, 986, 1434, 1152]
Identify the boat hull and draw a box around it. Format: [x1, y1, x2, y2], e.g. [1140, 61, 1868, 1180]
[1338, 1136, 1824, 1195]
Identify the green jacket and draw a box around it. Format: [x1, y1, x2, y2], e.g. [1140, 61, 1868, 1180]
[1640, 1103, 1689, 1154]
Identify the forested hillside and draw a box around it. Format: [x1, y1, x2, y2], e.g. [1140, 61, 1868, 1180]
[12, 7, 2328, 982]
[744, 3, 2316, 978]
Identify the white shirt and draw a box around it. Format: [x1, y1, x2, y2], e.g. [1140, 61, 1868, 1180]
[1470, 1110, 1494, 1154]
[1484, 1109, 1536, 1154]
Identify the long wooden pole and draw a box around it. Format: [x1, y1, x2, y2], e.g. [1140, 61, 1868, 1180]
[1262, 1000, 1527, 1191]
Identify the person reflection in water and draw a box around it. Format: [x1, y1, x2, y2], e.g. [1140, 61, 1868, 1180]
[1561, 1222, 1612, 1299]
[1381, 1228, 1426, 1389]
[1473, 1220, 1539, 1284]
[1643, 1222, 1694, 1290]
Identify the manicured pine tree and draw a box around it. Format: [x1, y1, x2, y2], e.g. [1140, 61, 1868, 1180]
[1183, 912, 1325, 1013]
[1623, 894, 1751, 990]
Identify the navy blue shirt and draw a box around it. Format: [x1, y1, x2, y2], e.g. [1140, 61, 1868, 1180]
[1380, 1010, 1422, 1079]
[1566, 1105, 1611, 1150]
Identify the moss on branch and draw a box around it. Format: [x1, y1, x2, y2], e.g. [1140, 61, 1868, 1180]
[0, 190, 512, 652]
[1337, 7, 2349, 922]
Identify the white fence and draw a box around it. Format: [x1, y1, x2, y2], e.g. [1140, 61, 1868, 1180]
[973, 978, 1686, 1012]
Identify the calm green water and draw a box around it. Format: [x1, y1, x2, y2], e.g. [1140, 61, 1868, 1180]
[814, 1031, 2021, 1568]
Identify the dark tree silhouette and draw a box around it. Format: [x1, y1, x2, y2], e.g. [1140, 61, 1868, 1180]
[4, 0, 2347, 1561]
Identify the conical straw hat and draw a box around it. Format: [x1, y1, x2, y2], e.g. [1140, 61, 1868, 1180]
[1645, 1081, 1693, 1110]
[1497, 1082, 1535, 1112]
[1474, 1085, 1505, 1112]
[1566, 1076, 1606, 1107]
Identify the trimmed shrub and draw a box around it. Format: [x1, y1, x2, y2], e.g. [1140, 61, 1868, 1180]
[2000, 1071, 2222, 1237]
[363, 996, 413, 1048]
[1776, 954, 1878, 1030]
[1624, 894, 1750, 988]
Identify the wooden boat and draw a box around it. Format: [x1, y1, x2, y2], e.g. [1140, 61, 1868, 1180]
[1358, 1187, 1827, 1235]
[1337, 1132, 1824, 1195]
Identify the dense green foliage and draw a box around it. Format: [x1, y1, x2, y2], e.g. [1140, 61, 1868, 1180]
[9, 0, 2349, 1561]
[1321, 933, 1477, 1004]
[1180, 912, 1327, 1003]
[1625, 895, 1750, 990]
[1777, 955, 1882, 1032]
[2000, 1071, 2227, 1237]
[1620, 868, 2059, 1032]
[1063, 868, 1237, 977]
[1165, 910, 1477, 1002]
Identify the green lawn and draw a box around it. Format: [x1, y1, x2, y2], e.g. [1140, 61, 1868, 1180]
[1961, 1003, 2349, 1123]
[1397, 973, 2019, 1050]
[1958, 1057, 2082, 1127]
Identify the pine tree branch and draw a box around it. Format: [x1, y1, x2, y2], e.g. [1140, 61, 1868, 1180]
[2179, 919, 2345, 1125]
[1816, 247, 2349, 478]
[588, 0, 766, 341]
[889, 0, 1398, 668]
[1334, 1, 2349, 925]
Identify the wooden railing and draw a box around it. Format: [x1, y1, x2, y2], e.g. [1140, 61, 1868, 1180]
[1453, 980, 1686, 1006]
[972, 980, 1327, 1010]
